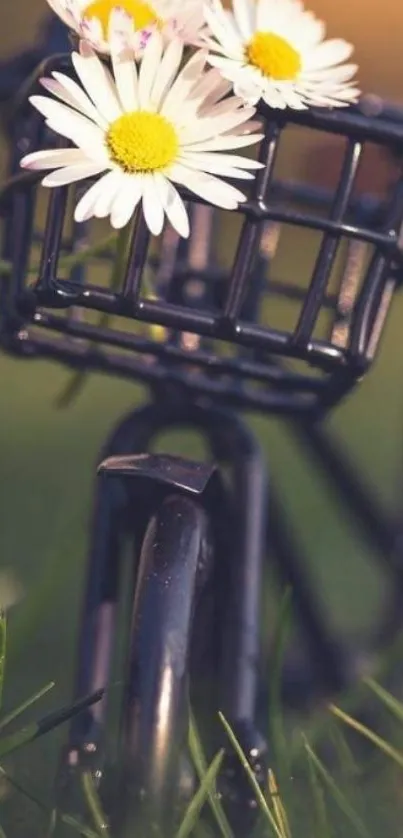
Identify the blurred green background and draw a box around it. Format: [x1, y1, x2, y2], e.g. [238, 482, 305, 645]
[1, 0, 403, 833]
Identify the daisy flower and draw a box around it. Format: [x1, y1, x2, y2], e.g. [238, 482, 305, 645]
[20, 33, 263, 238]
[46, 0, 206, 55]
[202, 0, 360, 110]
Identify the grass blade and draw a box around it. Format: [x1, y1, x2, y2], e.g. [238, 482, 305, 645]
[268, 589, 292, 782]
[0, 688, 104, 758]
[188, 712, 233, 838]
[0, 613, 5, 711]
[0, 823, 8, 838]
[176, 750, 225, 838]
[81, 772, 110, 838]
[304, 738, 332, 838]
[267, 770, 291, 838]
[303, 737, 370, 838]
[219, 712, 281, 838]
[327, 719, 359, 780]
[0, 681, 54, 732]
[0, 764, 47, 811]
[61, 814, 100, 838]
[363, 677, 403, 724]
[330, 704, 403, 769]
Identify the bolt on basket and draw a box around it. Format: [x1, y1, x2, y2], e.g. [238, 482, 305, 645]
[1, 55, 403, 416]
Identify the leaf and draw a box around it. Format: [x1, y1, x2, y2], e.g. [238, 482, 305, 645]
[61, 814, 100, 838]
[330, 703, 403, 770]
[363, 677, 403, 724]
[219, 712, 281, 838]
[188, 712, 233, 838]
[0, 687, 104, 758]
[0, 763, 47, 811]
[268, 589, 292, 782]
[267, 770, 291, 838]
[303, 737, 370, 838]
[176, 750, 225, 838]
[81, 772, 110, 838]
[303, 737, 332, 838]
[0, 681, 54, 732]
[327, 719, 359, 780]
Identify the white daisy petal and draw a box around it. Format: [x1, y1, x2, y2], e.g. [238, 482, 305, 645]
[169, 163, 247, 209]
[182, 150, 263, 171]
[138, 31, 164, 109]
[42, 161, 107, 187]
[142, 175, 165, 236]
[261, 87, 288, 109]
[186, 132, 264, 152]
[108, 5, 135, 47]
[48, 72, 108, 128]
[94, 171, 126, 218]
[154, 173, 190, 239]
[180, 153, 255, 179]
[180, 106, 256, 144]
[202, 74, 233, 108]
[161, 49, 208, 120]
[46, 0, 74, 27]
[29, 96, 105, 152]
[204, 1, 243, 57]
[21, 148, 90, 170]
[39, 78, 89, 121]
[80, 16, 107, 52]
[301, 63, 358, 84]
[233, 0, 254, 41]
[278, 85, 307, 110]
[150, 39, 184, 111]
[207, 54, 245, 80]
[74, 175, 112, 222]
[72, 45, 121, 121]
[110, 174, 143, 229]
[304, 39, 354, 71]
[109, 20, 139, 113]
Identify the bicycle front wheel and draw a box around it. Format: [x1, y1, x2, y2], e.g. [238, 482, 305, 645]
[117, 492, 211, 836]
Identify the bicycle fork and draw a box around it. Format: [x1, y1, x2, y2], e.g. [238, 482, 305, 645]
[53, 399, 268, 835]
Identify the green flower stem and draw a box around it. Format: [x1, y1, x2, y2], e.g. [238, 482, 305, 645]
[0, 233, 117, 280]
[56, 223, 133, 408]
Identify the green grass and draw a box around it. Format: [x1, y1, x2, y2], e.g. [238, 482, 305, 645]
[1, 295, 403, 836]
[3, 642, 403, 838]
[2, 37, 403, 832]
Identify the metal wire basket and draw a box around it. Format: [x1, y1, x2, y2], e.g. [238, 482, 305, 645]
[1, 55, 403, 416]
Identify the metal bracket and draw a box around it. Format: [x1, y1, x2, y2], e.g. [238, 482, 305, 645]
[98, 452, 218, 498]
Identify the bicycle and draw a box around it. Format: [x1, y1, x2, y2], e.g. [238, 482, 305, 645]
[2, 52, 403, 835]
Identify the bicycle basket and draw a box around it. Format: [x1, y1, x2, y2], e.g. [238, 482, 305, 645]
[1, 54, 403, 416]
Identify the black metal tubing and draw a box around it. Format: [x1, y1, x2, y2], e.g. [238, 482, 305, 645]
[55, 399, 266, 825]
[116, 493, 209, 835]
[216, 415, 267, 726]
[67, 473, 125, 753]
[2, 56, 402, 416]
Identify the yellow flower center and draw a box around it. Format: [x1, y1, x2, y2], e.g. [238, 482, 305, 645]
[246, 31, 301, 80]
[106, 110, 179, 173]
[83, 0, 160, 37]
